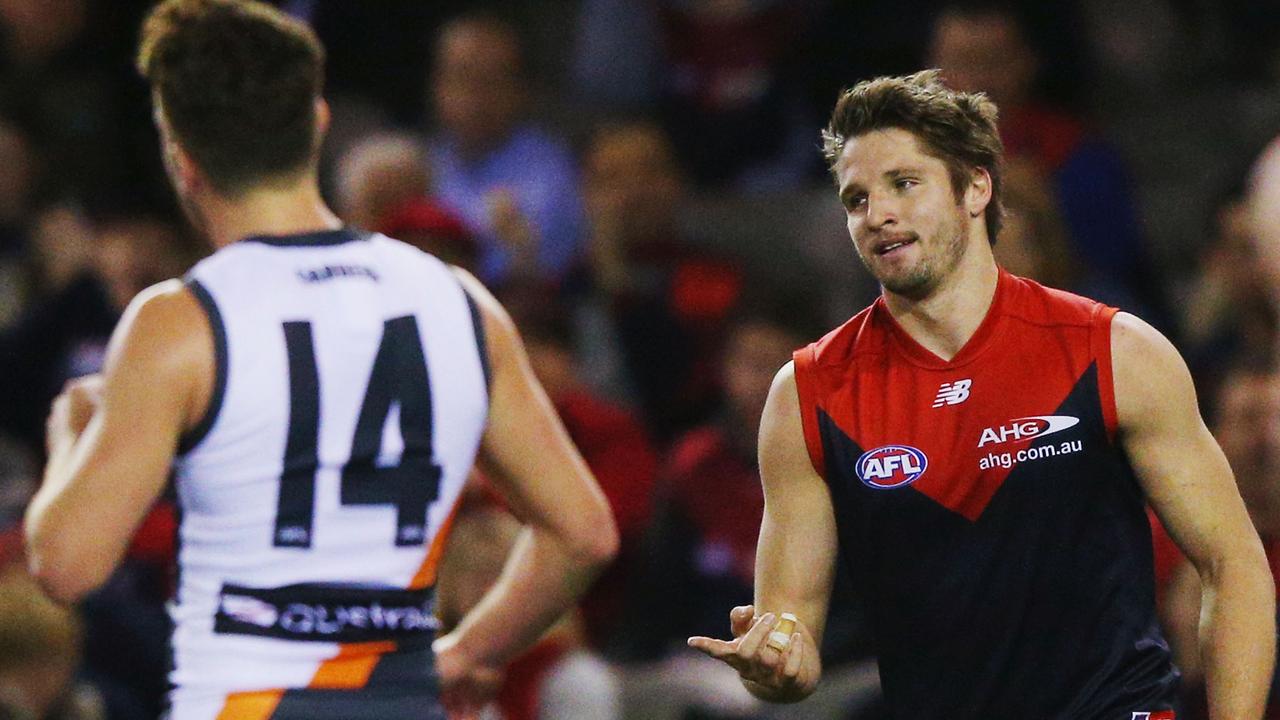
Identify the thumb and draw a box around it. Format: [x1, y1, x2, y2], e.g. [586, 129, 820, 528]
[730, 604, 755, 636]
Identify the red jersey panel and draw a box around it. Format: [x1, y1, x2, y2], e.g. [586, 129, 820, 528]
[793, 269, 1178, 719]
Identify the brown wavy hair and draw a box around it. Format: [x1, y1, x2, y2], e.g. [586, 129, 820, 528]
[137, 0, 325, 196]
[822, 69, 1006, 242]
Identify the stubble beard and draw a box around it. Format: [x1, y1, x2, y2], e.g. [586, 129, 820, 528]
[864, 215, 969, 300]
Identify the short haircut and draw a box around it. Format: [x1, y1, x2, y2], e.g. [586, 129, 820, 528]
[822, 69, 1006, 241]
[137, 0, 325, 196]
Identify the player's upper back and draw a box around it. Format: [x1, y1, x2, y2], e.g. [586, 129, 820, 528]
[173, 227, 488, 596]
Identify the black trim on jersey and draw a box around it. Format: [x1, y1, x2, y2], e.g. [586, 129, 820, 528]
[165, 476, 182, 700]
[243, 228, 370, 248]
[461, 286, 491, 390]
[177, 279, 227, 455]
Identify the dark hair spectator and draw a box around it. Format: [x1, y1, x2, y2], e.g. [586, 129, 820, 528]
[427, 13, 584, 284]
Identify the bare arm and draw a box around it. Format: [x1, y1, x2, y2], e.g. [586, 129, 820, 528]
[688, 362, 837, 703]
[1113, 312, 1275, 719]
[25, 281, 210, 603]
[435, 269, 618, 673]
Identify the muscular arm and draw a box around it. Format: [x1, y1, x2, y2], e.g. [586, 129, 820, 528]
[688, 362, 837, 703]
[25, 281, 210, 603]
[438, 269, 617, 669]
[750, 362, 838, 700]
[1113, 312, 1275, 719]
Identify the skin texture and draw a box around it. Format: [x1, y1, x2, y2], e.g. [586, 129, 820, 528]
[25, 90, 617, 720]
[690, 127, 1275, 716]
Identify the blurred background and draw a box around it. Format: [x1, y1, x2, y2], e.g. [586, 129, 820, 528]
[1, 0, 1279, 718]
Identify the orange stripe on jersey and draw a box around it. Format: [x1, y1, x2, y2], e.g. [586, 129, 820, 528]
[215, 690, 284, 720]
[409, 495, 463, 589]
[307, 640, 398, 689]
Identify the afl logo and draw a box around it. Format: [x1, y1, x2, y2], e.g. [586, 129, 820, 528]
[856, 445, 928, 489]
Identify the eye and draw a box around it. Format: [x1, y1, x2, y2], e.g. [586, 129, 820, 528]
[845, 193, 868, 212]
[894, 178, 918, 191]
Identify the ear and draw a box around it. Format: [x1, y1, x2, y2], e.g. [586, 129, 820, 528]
[154, 101, 205, 195]
[169, 141, 204, 195]
[314, 97, 331, 144]
[965, 166, 993, 218]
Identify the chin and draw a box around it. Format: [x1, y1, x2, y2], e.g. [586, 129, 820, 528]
[880, 271, 937, 299]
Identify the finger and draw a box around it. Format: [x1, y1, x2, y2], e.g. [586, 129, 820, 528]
[687, 635, 738, 660]
[46, 395, 69, 430]
[782, 633, 804, 679]
[765, 612, 797, 654]
[735, 612, 777, 662]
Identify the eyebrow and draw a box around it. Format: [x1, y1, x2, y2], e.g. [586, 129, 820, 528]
[885, 166, 925, 179]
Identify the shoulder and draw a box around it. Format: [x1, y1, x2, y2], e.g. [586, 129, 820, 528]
[1002, 273, 1111, 329]
[124, 279, 207, 341]
[1110, 311, 1181, 365]
[1109, 311, 1195, 429]
[107, 279, 211, 381]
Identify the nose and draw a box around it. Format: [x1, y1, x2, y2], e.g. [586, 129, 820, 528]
[866, 191, 897, 231]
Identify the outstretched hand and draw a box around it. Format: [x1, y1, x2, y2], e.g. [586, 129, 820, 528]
[687, 604, 821, 702]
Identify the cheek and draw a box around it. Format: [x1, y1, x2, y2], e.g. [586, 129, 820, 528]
[846, 214, 866, 243]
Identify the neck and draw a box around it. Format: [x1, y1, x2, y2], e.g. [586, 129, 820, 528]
[200, 175, 342, 249]
[882, 234, 1000, 361]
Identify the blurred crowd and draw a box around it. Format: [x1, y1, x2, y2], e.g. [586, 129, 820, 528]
[0, 0, 1278, 718]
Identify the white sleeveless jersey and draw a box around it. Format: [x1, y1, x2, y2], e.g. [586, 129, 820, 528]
[168, 229, 487, 717]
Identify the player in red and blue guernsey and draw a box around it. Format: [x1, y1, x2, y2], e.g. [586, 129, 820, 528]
[689, 71, 1275, 719]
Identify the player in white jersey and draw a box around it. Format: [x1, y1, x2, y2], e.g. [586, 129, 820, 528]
[23, 2, 618, 719]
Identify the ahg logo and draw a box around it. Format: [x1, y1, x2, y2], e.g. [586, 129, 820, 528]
[977, 415, 1079, 448]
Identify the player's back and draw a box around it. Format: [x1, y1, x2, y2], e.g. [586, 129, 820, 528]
[169, 228, 487, 719]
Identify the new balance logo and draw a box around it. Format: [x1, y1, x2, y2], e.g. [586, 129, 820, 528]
[932, 379, 972, 407]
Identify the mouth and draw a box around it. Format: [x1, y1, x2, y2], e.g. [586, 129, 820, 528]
[872, 234, 917, 256]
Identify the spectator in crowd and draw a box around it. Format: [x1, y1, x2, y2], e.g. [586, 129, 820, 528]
[379, 198, 480, 275]
[1179, 174, 1276, 397]
[1248, 136, 1280, 307]
[428, 13, 584, 284]
[997, 159, 1149, 311]
[619, 302, 881, 719]
[0, 0, 140, 208]
[333, 131, 431, 231]
[500, 283, 659, 652]
[927, 1, 1167, 324]
[1157, 365, 1280, 719]
[0, 117, 39, 328]
[0, 212, 190, 720]
[333, 130, 481, 272]
[569, 119, 744, 441]
[629, 306, 807, 658]
[570, 0, 822, 190]
[0, 212, 191, 456]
